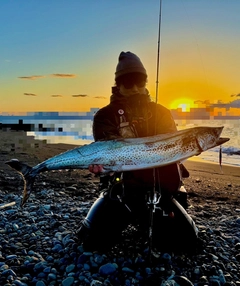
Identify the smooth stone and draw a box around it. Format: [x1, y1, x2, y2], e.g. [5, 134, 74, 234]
[48, 273, 57, 280]
[0, 264, 9, 271]
[162, 253, 172, 261]
[52, 244, 63, 252]
[145, 267, 152, 275]
[43, 266, 51, 273]
[84, 263, 91, 271]
[50, 268, 58, 274]
[2, 269, 17, 276]
[46, 256, 54, 262]
[78, 253, 92, 264]
[136, 272, 143, 281]
[122, 267, 134, 273]
[94, 255, 104, 265]
[37, 272, 47, 278]
[161, 280, 177, 286]
[28, 250, 35, 256]
[34, 261, 48, 271]
[99, 263, 117, 275]
[90, 280, 103, 285]
[61, 276, 74, 286]
[65, 264, 75, 273]
[11, 280, 28, 286]
[6, 254, 17, 260]
[13, 223, 19, 230]
[36, 281, 47, 286]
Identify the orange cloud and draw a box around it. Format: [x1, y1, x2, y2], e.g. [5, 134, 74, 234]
[24, 93, 37, 96]
[231, 93, 240, 97]
[51, 74, 77, 78]
[72, 94, 88, 97]
[94, 96, 107, 99]
[18, 75, 44, 80]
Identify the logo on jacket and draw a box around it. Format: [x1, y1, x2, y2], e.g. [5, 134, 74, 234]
[118, 109, 124, 115]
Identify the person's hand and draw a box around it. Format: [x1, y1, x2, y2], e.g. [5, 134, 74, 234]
[88, 164, 103, 174]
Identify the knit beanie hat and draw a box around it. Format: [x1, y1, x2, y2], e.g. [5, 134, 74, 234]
[115, 51, 147, 80]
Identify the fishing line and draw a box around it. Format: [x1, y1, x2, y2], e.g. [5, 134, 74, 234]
[155, 0, 162, 107]
[181, 0, 224, 166]
[148, 0, 163, 262]
[181, 0, 210, 93]
[153, 0, 163, 192]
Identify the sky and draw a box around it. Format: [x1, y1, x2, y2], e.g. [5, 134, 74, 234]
[1, 0, 240, 113]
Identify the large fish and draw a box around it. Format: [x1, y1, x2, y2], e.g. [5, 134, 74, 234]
[6, 126, 229, 207]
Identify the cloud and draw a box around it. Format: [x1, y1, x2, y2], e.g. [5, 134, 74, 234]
[24, 93, 37, 96]
[193, 98, 240, 109]
[51, 94, 63, 97]
[72, 94, 88, 97]
[18, 75, 44, 80]
[194, 100, 210, 105]
[231, 93, 240, 97]
[18, 73, 77, 80]
[50, 73, 77, 78]
[94, 96, 107, 99]
[229, 99, 240, 107]
[210, 100, 234, 109]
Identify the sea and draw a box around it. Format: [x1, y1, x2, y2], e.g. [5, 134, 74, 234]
[0, 111, 240, 167]
[175, 119, 240, 167]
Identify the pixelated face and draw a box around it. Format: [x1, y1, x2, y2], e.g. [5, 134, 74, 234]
[117, 73, 147, 97]
[119, 84, 146, 97]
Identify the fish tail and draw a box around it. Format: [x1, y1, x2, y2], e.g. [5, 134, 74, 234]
[5, 159, 36, 207]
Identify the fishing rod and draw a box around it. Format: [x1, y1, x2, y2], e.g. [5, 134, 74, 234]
[147, 0, 163, 263]
[155, 0, 162, 105]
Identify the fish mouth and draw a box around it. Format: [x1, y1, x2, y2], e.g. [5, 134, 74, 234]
[216, 137, 230, 147]
[211, 127, 229, 148]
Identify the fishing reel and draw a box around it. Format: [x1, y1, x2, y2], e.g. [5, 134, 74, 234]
[147, 190, 161, 211]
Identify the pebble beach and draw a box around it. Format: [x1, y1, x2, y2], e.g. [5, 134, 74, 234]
[0, 131, 239, 286]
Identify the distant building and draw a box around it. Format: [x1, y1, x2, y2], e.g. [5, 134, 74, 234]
[171, 107, 240, 120]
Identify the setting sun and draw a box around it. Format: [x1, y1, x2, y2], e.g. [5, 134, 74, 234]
[170, 98, 195, 112]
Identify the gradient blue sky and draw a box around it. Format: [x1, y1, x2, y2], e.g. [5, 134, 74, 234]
[1, 0, 240, 113]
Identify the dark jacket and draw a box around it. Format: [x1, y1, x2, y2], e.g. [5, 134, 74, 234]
[93, 90, 176, 140]
[93, 89, 181, 194]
